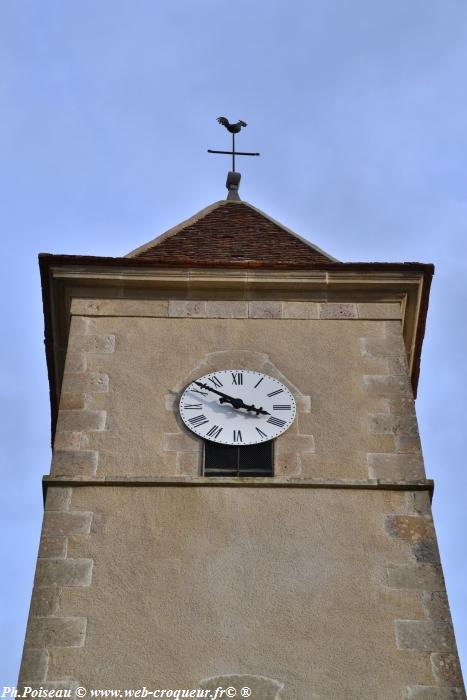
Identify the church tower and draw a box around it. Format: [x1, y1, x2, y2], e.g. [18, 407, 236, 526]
[19, 193, 464, 698]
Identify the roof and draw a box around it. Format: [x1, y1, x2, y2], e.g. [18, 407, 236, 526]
[127, 200, 337, 265]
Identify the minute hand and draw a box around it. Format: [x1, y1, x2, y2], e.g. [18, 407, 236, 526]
[194, 381, 270, 415]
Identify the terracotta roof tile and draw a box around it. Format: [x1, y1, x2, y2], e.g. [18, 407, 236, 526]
[127, 200, 336, 265]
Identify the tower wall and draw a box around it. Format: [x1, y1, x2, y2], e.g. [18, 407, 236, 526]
[19, 294, 465, 698]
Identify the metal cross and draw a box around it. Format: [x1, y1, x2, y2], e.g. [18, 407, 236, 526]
[208, 117, 260, 173]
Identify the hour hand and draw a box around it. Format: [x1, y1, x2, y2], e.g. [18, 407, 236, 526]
[194, 381, 243, 409]
[194, 382, 269, 415]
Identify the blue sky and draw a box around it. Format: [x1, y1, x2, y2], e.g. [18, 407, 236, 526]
[1, 0, 466, 686]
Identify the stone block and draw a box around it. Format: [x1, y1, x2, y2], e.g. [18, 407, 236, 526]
[39, 537, 68, 559]
[368, 453, 425, 480]
[70, 316, 92, 335]
[69, 334, 115, 353]
[275, 452, 301, 476]
[205, 301, 248, 318]
[295, 395, 311, 412]
[168, 300, 207, 317]
[363, 375, 412, 397]
[423, 592, 451, 621]
[388, 356, 409, 375]
[387, 564, 444, 592]
[396, 436, 422, 454]
[57, 410, 106, 432]
[431, 653, 464, 687]
[59, 393, 86, 410]
[18, 648, 49, 682]
[361, 336, 406, 358]
[385, 515, 435, 542]
[52, 450, 98, 476]
[62, 372, 109, 393]
[276, 433, 315, 454]
[282, 302, 319, 319]
[45, 488, 72, 512]
[164, 432, 199, 452]
[389, 398, 416, 414]
[176, 452, 200, 476]
[26, 617, 87, 648]
[412, 540, 439, 564]
[43, 511, 92, 537]
[36, 559, 93, 587]
[53, 431, 85, 450]
[248, 301, 282, 318]
[385, 320, 403, 336]
[369, 414, 418, 436]
[64, 352, 87, 374]
[395, 619, 455, 652]
[406, 687, 465, 699]
[408, 491, 432, 516]
[30, 587, 60, 617]
[319, 303, 357, 319]
[71, 298, 169, 317]
[357, 303, 402, 319]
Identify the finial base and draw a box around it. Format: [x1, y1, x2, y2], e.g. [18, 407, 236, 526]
[226, 171, 241, 201]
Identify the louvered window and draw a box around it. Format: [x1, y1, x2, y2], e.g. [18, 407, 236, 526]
[203, 440, 274, 477]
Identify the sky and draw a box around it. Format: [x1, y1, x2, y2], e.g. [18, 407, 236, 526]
[1, 0, 466, 687]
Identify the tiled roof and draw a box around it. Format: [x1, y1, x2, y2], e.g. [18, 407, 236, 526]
[127, 200, 336, 264]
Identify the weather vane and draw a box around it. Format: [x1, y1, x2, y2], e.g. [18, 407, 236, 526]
[208, 117, 260, 200]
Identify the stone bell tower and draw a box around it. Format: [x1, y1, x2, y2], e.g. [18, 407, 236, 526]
[19, 197, 464, 699]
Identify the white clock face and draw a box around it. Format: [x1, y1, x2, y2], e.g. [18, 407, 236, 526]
[179, 370, 296, 445]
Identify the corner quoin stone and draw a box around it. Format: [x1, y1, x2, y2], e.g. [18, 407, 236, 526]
[19, 648, 49, 682]
[430, 653, 464, 687]
[387, 564, 444, 592]
[51, 450, 99, 476]
[56, 410, 106, 432]
[36, 558, 93, 587]
[395, 620, 455, 652]
[43, 511, 93, 537]
[26, 617, 87, 648]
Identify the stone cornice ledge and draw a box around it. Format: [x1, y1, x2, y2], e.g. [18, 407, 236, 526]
[42, 475, 434, 499]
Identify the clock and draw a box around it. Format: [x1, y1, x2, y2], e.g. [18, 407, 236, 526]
[179, 369, 296, 445]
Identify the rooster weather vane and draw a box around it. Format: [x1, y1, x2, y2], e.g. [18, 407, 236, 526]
[208, 116, 260, 200]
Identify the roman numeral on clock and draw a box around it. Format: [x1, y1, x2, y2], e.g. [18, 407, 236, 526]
[231, 372, 243, 385]
[191, 388, 208, 396]
[183, 403, 203, 410]
[206, 425, 223, 439]
[208, 375, 223, 388]
[273, 405, 292, 410]
[233, 430, 243, 442]
[188, 414, 209, 427]
[255, 427, 268, 439]
[267, 416, 286, 428]
[267, 388, 284, 397]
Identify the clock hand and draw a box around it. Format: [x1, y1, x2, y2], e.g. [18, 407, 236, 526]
[193, 381, 270, 416]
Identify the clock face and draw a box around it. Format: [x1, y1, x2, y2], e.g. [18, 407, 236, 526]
[179, 370, 296, 445]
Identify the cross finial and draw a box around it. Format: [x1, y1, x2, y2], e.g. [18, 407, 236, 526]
[208, 117, 260, 200]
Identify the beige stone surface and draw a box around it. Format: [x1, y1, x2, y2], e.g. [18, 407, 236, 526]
[43, 485, 435, 698]
[61, 316, 403, 479]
